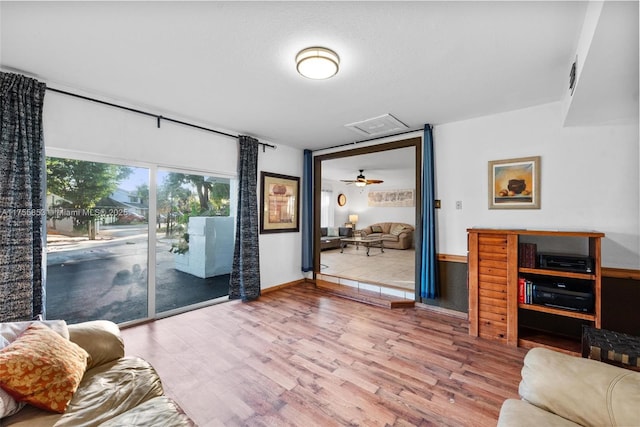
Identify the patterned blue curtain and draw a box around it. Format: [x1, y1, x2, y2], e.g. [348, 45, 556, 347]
[0, 72, 46, 321]
[301, 149, 313, 272]
[420, 124, 439, 299]
[229, 136, 261, 301]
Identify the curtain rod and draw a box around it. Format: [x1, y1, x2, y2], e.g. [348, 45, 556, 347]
[46, 87, 276, 151]
[313, 128, 422, 152]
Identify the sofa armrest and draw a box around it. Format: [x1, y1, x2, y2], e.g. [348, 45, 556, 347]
[519, 347, 640, 427]
[498, 399, 580, 427]
[398, 230, 413, 239]
[68, 320, 124, 370]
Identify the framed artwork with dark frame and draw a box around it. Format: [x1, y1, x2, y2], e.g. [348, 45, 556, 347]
[488, 156, 540, 209]
[260, 171, 300, 233]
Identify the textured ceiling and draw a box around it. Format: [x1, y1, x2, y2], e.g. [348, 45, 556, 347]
[0, 1, 598, 150]
[322, 147, 416, 185]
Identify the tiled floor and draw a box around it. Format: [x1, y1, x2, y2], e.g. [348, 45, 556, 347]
[320, 245, 415, 294]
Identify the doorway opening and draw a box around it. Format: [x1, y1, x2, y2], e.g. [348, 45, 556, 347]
[313, 137, 422, 299]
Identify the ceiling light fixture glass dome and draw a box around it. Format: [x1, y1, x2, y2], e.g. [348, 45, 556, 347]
[296, 47, 340, 80]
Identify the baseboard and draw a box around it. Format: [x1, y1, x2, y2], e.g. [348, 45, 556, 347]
[415, 302, 468, 319]
[261, 279, 308, 294]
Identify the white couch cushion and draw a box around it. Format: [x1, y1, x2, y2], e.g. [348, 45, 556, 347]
[0, 320, 69, 343]
[0, 336, 25, 419]
[390, 223, 407, 235]
[519, 347, 640, 427]
[498, 399, 580, 427]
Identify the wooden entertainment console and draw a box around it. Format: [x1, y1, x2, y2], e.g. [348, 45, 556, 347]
[467, 228, 604, 354]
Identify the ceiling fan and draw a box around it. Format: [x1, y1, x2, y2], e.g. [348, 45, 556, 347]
[341, 170, 384, 187]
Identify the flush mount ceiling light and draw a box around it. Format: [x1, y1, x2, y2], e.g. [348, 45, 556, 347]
[296, 47, 340, 80]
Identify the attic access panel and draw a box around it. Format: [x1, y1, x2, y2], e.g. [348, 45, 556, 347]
[345, 113, 409, 137]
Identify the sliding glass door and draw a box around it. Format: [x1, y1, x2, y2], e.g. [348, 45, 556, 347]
[45, 157, 149, 323]
[154, 170, 234, 315]
[45, 156, 236, 324]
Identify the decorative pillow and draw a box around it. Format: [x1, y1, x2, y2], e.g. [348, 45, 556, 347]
[0, 323, 89, 413]
[0, 336, 24, 419]
[370, 225, 383, 233]
[390, 224, 407, 236]
[327, 227, 339, 237]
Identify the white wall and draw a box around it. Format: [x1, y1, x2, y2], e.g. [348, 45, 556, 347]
[323, 179, 416, 228]
[257, 144, 304, 289]
[343, 182, 416, 228]
[561, 0, 603, 124]
[44, 92, 237, 176]
[44, 90, 305, 291]
[43, 91, 639, 279]
[434, 101, 639, 269]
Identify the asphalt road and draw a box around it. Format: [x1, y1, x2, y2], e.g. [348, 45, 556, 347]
[46, 225, 230, 324]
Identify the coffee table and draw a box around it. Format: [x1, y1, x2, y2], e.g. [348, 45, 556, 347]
[340, 237, 384, 256]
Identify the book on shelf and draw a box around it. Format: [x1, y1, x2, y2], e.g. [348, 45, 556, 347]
[518, 277, 534, 304]
[518, 243, 537, 268]
[518, 277, 525, 303]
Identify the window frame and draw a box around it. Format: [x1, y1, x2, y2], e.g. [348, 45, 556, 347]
[45, 147, 236, 327]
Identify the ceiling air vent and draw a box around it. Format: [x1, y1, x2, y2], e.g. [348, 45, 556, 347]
[345, 113, 409, 137]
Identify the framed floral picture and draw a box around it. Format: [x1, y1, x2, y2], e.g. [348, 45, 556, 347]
[260, 172, 300, 233]
[488, 156, 540, 209]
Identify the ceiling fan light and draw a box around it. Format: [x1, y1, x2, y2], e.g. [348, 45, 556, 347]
[355, 181, 366, 187]
[296, 47, 339, 80]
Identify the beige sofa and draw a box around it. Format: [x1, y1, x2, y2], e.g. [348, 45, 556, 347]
[1, 320, 194, 426]
[359, 222, 414, 249]
[498, 347, 640, 427]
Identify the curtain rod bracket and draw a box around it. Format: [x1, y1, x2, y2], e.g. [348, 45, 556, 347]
[157, 116, 162, 128]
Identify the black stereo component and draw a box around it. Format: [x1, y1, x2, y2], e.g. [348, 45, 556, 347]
[532, 280, 594, 313]
[538, 253, 594, 273]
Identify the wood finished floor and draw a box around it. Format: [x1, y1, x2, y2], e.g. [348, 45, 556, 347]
[120, 283, 527, 427]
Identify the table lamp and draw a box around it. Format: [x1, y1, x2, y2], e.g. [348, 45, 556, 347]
[349, 214, 359, 231]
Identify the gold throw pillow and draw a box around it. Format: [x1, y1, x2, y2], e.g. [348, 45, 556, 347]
[0, 323, 89, 413]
